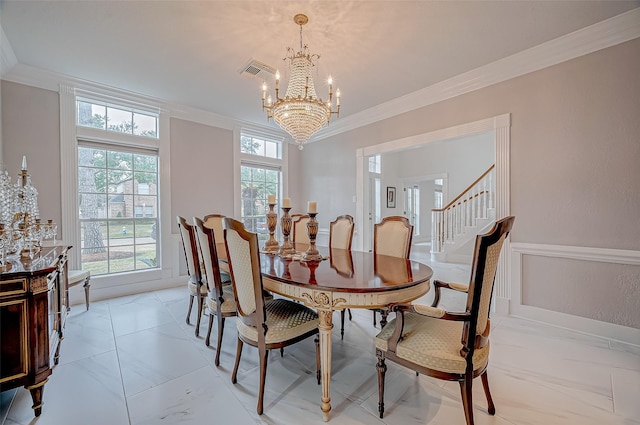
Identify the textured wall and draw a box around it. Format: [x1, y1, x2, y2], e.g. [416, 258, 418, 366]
[169, 117, 233, 234]
[299, 39, 640, 328]
[522, 255, 640, 328]
[1, 81, 62, 231]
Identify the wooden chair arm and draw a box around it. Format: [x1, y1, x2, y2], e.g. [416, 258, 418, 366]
[411, 304, 471, 321]
[431, 279, 469, 307]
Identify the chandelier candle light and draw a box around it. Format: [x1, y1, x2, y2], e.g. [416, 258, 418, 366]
[262, 13, 341, 150]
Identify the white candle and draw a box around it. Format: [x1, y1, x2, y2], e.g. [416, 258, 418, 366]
[282, 197, 290, 208]
[268, 194, 275, 204]
[262, 82, 267, 100]
[21, 155, 27, 171]
[308, 201, 317, 214]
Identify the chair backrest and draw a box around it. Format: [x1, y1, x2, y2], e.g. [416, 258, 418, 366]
[463, 216, 515, 351]
[329, 215, 355, 250]
[292, 214, 310, 244]
[223, 217, 265, 326]
[176, 216, 200, 281]
[203, 213, 225, 245]
[193, 217, 224, 296]
[374, 216, 413, 258]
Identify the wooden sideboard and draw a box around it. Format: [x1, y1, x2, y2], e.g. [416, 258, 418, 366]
[0, 244, 71, 417]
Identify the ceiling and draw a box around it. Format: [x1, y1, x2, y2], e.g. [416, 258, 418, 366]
[1, 1, 638, 134]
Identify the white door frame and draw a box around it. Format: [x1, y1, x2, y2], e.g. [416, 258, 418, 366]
[355, 113, 511, 313]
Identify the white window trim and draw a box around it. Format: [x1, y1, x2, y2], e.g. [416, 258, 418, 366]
[233, 126, 288, 218]
[60, 85, 172, 288]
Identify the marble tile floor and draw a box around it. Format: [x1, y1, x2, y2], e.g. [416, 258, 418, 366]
[2, 257, 639, 425]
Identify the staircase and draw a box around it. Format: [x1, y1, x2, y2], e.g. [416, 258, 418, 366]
[431, 165, 496, 263]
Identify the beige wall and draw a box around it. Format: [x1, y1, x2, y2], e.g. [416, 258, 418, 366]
[1, 81, 62, 231]
[299, 39, 640, 328]
[169, 117, 233, 234]
[1, 39, 638, 330]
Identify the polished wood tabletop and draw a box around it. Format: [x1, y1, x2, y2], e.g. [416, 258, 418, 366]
[260, 246, 431, 294]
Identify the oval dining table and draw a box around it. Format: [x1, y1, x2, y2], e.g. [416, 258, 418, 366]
[219, 243, 433, 421]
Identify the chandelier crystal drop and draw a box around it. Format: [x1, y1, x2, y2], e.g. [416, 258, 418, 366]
[262, 14, 340, 150]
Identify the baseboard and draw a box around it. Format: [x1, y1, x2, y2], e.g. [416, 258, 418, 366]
[509, 302, 640, 347]
[68, 275, 183, 306]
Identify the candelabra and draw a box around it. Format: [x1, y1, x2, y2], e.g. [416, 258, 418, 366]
[263, 202, 279, 253]
[302, 212, 322, 261]
[278, 207, 295, 256]
[0, 157, 57, 265]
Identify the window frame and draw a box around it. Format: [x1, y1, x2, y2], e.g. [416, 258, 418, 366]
[77, 142, 160, 276]
[61, 86, 169, 288]
[233, 127, 288, 227]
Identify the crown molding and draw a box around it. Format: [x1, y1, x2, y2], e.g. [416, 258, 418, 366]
[313, 7, 640, 141]
[0, 24, 18, 77]
[2, 8, 638, 139]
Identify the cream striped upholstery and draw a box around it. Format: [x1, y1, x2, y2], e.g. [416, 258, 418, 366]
[188, 280, 208, 296]
[203, 214, 225, 245]
[375, 312, 490, 374]
[236, 298, 319, 344]
[330, 216, 354, 250]
[206, 284, 237, 314]
[375, 218, 411, 258]
[292, 215, 310, 244]
[178, 218, 198, 277]
[225, 227, 257, 315]
[475, 234, 506, 335]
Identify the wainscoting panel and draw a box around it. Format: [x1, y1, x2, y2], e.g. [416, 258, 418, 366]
[511, 243, 640, 346]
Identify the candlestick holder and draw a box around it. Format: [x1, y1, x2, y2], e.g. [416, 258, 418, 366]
[263, 203, 279, 253]
[278, 207, 295, 256]
[302, 212, 322, 261]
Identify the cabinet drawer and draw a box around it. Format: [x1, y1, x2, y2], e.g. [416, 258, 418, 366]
[0, 279, 27, 297]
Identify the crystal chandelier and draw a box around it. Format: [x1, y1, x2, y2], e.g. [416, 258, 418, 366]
[262, 14, 340, 150]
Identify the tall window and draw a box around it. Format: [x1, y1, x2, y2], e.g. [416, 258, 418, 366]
[75, 96, 160, 276]
[239, 132, 283, 242]
[78, 145, 159, 275]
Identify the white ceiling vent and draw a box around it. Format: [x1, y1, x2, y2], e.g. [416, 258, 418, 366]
[239, 58, 276, 80]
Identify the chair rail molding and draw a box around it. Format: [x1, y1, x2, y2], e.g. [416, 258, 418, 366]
[510, 242, 640, 346]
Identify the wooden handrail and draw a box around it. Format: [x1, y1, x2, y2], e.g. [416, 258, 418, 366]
[431, 165, 495, 213]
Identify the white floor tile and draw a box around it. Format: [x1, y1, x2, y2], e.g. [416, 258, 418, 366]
[4, 278, 639, 425]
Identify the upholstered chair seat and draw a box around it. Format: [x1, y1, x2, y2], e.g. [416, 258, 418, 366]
[236, 298, 318, 344]
[205, 283, 237, 315]
[375, 311, 490, 374]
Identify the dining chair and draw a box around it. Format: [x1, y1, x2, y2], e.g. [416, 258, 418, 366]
[193, 217, 236, 366]
[328, 215, 356, 339]
[177, 216, 207, 337]
[202, 213, 231, 278]
[292, 214, 310, 244]
[203, 213, 225, 242]
[223, 217, 320, 415]
[375, 216, 515, 425]
[372, 215, 413, 328]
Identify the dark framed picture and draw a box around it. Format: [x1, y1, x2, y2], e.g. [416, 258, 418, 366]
[387, 186, 396, 208]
